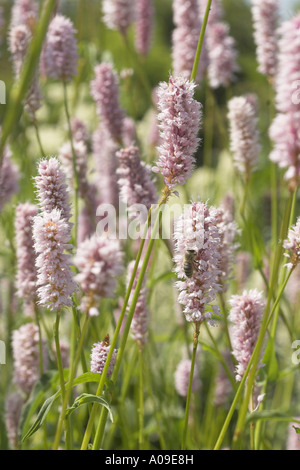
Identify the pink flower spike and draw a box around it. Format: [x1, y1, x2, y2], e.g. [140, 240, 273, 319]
[227, 95, 261, 177]
[15, 203, 38, 303]
[229, 289, 265, 381]
[173, 201, 222, 324]
[34, 157, 71, 223]
[135, 0, 154, 56]
[251, 0, 279, 78]
[41, 14, 78, 82]
[102, 0, 135, 36]
[90, 62, 125, 142]
[33, 209, 77, 311]
[74, 233, 124, 314]
[152, 76, 202, 189]
[116, 145, 157, 218]
[90, 335, 117, 377]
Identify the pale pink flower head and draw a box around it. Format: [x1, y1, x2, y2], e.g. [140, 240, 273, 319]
[90, 62, 125, 142]
[0, 144, 20, 212]
[206, 21, 239, 89]
[10, 0, 38, 29]
[33, 209, 77, 310]
[12, 322, 47, 396]
[117, 145, 157, 218]
[269, 112, 300, 191]
[199, 0, 224, 25]
[173, 201, 222, 324]
[34, 157, 71, 223]
[70, 117, 90, 146]
[274, 13, 300, 114]
[283, 216, 300, 270]
[90, 335, 117, 377]
[15, 203, 38, 303]
[174, 358, 200, 397]
[227, 95, 261, 178]
[74, 233, 124, 315]
[41, 14, 78, 82]
[102, 0, 135, 35]
[251, 0, 279, 78]
[171, 0, 208, 81]
[5, 392, 24, 449]
[92, 126, 119, 208]
[229, 289, 265, 381]
[152, 76, 202, 189]
[135, 0, 153, 56]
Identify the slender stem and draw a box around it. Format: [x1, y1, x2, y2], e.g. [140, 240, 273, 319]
[33, 120, 46, 157]
[138, 346, 144, 450]
[54, 311, 65, 401]
[214, 192, 295, 450]
[34, 304, 44, 376]
[89, 200, 167, 451]
[190, 0, 212, 82]
[181, 322, 200, 450]
[52, 314, 91, 450]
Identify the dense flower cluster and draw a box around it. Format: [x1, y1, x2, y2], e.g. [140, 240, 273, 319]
[227, 95, 261, 177]
[90, 335, 117, 377]
[74, 234, 123, 315]
[171, 0, 207, 81]
[15, 203, 38, 303]
[135, 0, 153, 56]
[251, 0, 279, 78]
[152, 76, 202, 189]
[174, 358, 200, 397]
[4, 392, 23, 450]
[12, 323, 47, 396]
[269, 14, 300, 189]
[90, 62, 125, 142]
[33, 209, 77, 310]
[102, 0, 135, 35]
[10, 0, 38, 29]
[41, 14, 78, 82]
[228, 289, 265, 381]
[0, 144, 20, 212]
[117, 145, 157, 217]
[34, 157, 71, 223]
[173, 201, 222, 324]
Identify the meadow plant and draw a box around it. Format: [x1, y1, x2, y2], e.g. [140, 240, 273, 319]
[1, 0, 300, 454]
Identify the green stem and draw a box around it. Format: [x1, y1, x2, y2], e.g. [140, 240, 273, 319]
[34, 304, 44, 376]
[138, 346, 144, 450]
[190, 0, 212, 82]
[52, 314, 91, 450]
[89, 200, 167, 451]
[0, 0, 57, 172]
[181, 322, 200, 450]
[33, 120, 46, 156]
[214, 191, 294, 450]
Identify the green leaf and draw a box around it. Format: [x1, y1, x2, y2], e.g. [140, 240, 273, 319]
[20, 371, 59, 443]
[246, 410, 300, 425]
[22, 372, 104, 442]
[65, 393, 113, 422]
